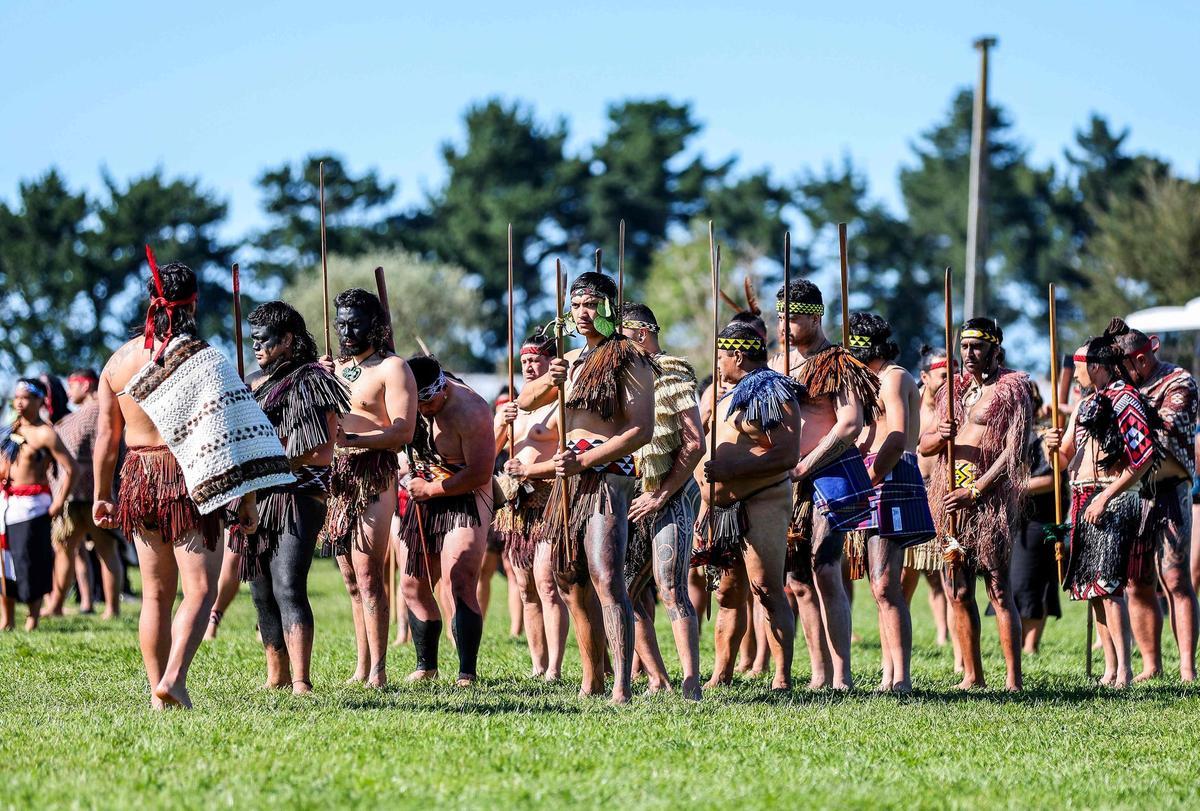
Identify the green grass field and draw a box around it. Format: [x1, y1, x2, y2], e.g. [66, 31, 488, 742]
[3, 561, 1198, 810]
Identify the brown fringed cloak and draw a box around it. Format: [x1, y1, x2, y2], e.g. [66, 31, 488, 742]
[793, 343, 882, 422]
[927, 368, 1032, 570]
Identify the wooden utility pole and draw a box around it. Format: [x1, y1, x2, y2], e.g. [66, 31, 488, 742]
[963, 36, 997, 321]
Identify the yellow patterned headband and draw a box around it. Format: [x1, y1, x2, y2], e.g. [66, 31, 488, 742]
[848, 334, 872, 348]
[717, 336, 766, 353]
[621, 319, 659, 333]
[776, 300, 824, 315]
[960, 327, 1001, 345]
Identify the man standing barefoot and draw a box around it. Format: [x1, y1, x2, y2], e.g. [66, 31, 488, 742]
[843, 314, 934, 694]
[47, 369, 124, 619]
[494, 331, 569, 681]
[94, 251, 288, 708]
[620, 302, 705, 701]
[522, 270, 655, 704]
[1046, 328, 1157, 688]
[320, 288, 417, 689]
[694, 323, 801, 690]
[772, 280, 878, 691]
[2, 379, 75, 631]
[919, 318, 1031, 691]
[398, 356, 495, 686]
[1114, 322, 1199, 682]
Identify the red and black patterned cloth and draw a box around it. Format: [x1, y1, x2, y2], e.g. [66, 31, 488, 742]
[1139, 362, 1196, 479]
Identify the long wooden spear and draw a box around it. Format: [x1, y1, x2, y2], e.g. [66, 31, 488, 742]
[232, 263, 245, 380]
[783, 231, 792, 376]
[507, 224, 516, 458]
[319, 161, 331, 357]
[555, 259, 570, 548]
[707, 221, 720, 549]
[374, 266, 396, 353]
[944, 267, 961, 566]
[1048, 283, 1065, 584]
[838, 222, 851, 346]
[617, 219, 625, 317]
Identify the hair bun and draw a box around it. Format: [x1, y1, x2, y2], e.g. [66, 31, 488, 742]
[1105, 317, 1130, 338]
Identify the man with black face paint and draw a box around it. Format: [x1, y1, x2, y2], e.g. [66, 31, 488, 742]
[242, 301, 349, 694]
[397, 355, 495, 686]
[519, 269, 656, 704]
[319, 288, 417, 689]
[920, 317, 1032, 691]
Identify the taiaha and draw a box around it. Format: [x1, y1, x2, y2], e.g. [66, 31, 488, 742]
[506, 223, 516, 458]
[319, 161, 332, 358]
[232, 263, 245, 380]
[837, 222, 851, 347]
[707, 221, 720, 552]
[554, 259, 570, 548]
[617, 219, 625, 316]
[1047, 282, 1066, 584]
[942, 267, 963, 567]
[373, 266, 397, 353]
[783, 231, 792, 376]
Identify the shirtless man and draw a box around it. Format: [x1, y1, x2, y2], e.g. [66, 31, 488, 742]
[320, 288, 417, 689]
[94, 256, 270, 708]
[47, 369, 123, 619]
[844, 313, 934, 693]
[620, 302, 704, 700]
[1114, 322, 1199, 682]
[912, 347, 954, 655]
[694, 323, 801, 689]
[398, 356, 495, 686]
[519, 270, 655, 703]
[772, 280, 878, 690]
[919, 317, 1031, 691]
[2, 379, 75, 631]
[1046, 327, 1157, 687]
[495, 331, 569, 681]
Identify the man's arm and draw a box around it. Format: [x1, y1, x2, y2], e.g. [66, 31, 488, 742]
[867, 371, 909, 484]
[93, 359, 126, 519]
[47, 430, 76, 518]
[346, 356, 418, 451]
[658, 404, 704, 498]
[795, 389, 863, 479]
[424, 404, 497, 499]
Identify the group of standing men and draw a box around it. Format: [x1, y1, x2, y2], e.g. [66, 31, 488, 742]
[2, 247, 1196, 708]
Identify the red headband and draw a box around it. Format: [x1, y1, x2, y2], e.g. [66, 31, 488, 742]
[929, 360, 947, 371]
[520, 344, 552, 357]
[1072, 354, 1093, 364]
[142, 244, 197, 362]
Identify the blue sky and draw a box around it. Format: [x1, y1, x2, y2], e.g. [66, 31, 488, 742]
[2, 0, 1196, 243]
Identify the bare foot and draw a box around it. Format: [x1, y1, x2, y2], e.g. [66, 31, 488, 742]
[830, 680, 853, 692]
[609, 689, 631, 705]
[150, 695, 166, 710]
[704, 674, 732, 689]
[101, 610, 118, 621]
[890, 680, 913, 695]
[955, 677, 986, 690]
[1133, 669, 1161, 683]
[1005, 678, 1022, 692]
[682, 677, 703, 701]
[530, 667, 547, 679]
[203, 611, 222, 641]
[455, 675, 476, 688]
[1106, 671, 1132, 689]
[260, 681, 291, 691]
[543, 670, 562, 683]
[808, 677, 831, 690]
[24, 615, 39, 631]
[734, 659, 752, 674]
[292, 680, 313, 695]
[873, 681, 894, 694]
[770, 675, 791, 691]
[578, 686, 605, 698]
[746, 667, 766, 678]
[153, 680, 192, 709]
[366, 675, 387, 690]
[405, 669, 439, 683]
[646, 679, 672, 694]
[1181, 671, 1196, 683]
[1099, 670, 1116, 687]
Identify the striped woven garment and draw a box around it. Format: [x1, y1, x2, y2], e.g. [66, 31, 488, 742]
[126, 335, 294, 514]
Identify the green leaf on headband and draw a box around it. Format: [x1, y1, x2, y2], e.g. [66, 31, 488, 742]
[593, 315, 615, 337]
[597, 297, 612, 318]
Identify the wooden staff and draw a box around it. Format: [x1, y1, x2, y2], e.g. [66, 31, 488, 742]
[944, 267, 959, 550]
[617, 219, 625, 317]
[838, 222, 851, 346]
[1048, 283, 1065, 584]
[507, 224, 516, 458]
[373, 266, 396, 353]
[555, 259, 570, 544]
[783, 231, 792, 376]
[319, 161, 331, 357]
[707, 221, 720, 548]
[232, 263, 245, 380]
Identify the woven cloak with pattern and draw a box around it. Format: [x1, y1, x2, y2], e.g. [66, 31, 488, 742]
[636, 354, 699, 493]
[126, 335, 294, 514]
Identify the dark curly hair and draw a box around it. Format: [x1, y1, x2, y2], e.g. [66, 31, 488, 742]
[144, 261, 199, 340]
[1080, 318, 1133, 385]
[570, 271, 618, 302]
[717, 322, 768, 362]
[729, 310, 767, 339]
[847, 312, 900, 364]
[248, 300, 319, 365]
[775, 278, 822, 307]
[333, 288, 392, 357]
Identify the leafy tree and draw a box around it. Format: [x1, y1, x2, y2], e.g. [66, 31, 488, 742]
[410, 99, 587, 355]
[282, 251, 483, 372]
[254, 155, 399, 287]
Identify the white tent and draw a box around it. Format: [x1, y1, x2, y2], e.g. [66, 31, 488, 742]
[1126, 296, 1200, 333]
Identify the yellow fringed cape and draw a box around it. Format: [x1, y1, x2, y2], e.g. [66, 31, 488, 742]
[636, 354, 699, 493]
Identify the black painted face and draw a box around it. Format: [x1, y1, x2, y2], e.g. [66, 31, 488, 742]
[251, 324, 293, 372]
[335, 305, 372, 358]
